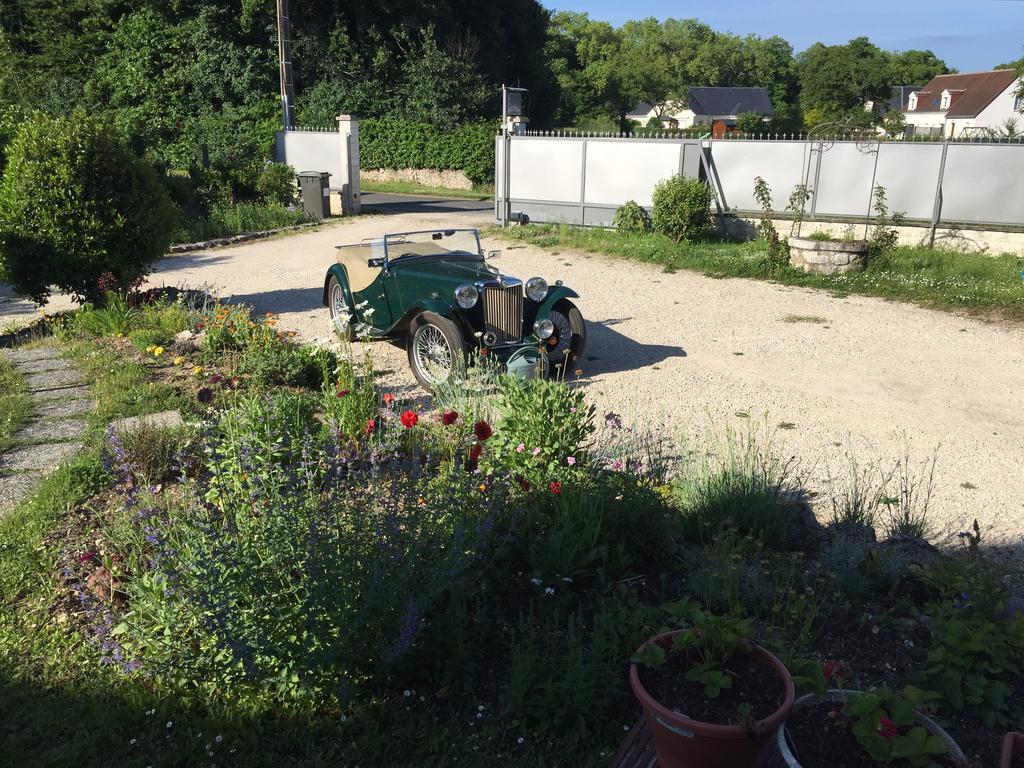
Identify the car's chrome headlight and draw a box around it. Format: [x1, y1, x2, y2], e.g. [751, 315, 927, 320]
[534, 318, 554, 339]
[454, 284, 479, 309]
[525, 276, 548, 302]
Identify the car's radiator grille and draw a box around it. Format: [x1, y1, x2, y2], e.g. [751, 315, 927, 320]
[484, 285, 523, 343]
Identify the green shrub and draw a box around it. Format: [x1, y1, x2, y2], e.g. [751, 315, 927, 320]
[126, 328, 166, 352]
[0, 112, 177, 304]
[484, 377, 596, 486]
[651, 175, 713, 242]
[612, 200, 652, 232]
[256, 162, 298, 207]
[360, 118, 495, 185]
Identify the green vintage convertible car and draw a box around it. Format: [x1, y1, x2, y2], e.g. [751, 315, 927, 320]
[322, 228, 586, 390]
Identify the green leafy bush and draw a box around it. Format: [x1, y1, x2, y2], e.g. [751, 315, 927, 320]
[917, 604, 1024, 727]
[256, 162, 298, 207]
[613, 200, 652, 232]
[484, 377, 596, 486]
[360, 118, 495, 185]
[651, 175, 713, 243]
[0, 112, 177, 304]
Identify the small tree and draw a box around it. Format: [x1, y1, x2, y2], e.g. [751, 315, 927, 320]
[736, 112, 764, 135]
[881, 111, 907, 138]
[651, 175, 712, 243]
[256, 162, 298, 207]
[0, 112, 177, 305]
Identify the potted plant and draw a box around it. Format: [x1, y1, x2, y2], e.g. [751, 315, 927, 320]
[766, 661, 967, 767]
[629, 599, 795, 768]
[1000, 731, 1024, 768]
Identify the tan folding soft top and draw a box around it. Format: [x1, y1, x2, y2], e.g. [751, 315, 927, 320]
[335, 241, 453, 292]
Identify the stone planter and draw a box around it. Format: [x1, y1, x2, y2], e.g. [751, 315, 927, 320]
[788, 237, 868, 275]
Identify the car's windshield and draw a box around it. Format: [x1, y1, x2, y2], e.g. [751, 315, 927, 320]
[384, 229, 482, 261]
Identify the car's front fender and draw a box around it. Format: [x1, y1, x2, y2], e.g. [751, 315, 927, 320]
[394, 299, 472, 337]
[531, 285, 581, 322]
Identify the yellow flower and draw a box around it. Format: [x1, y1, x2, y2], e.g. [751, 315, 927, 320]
[192, 365, 203, 375]
[115, 332, 124, 338]
[153, 346, 165, 357]
[145, 345, 155, 353]
[173, 356, 185, 366]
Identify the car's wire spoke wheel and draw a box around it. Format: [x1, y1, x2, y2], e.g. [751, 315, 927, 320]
[546, 300, 587, 378]
[413, 324, 453, 383]
[407, 312, 467, 391]
[328, 279, 352, 339]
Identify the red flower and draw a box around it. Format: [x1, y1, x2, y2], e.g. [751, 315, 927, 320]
[196, 321, 205, 330]
[466, 442, 483, 471]
[441, 410, 459, 426]
[515, 474, 531, 492]
[823, 660, 845, 681]
[877, 715, 897, 740]
[473, 420, 492, 441]
[382, 393, 396, 407]
[548, 481, 562, 495]
[336, 389, 350, 398]
[401, 410, 418, 428]
[209, 374, 223, 384]
[77, 550, 98, 565]
[364, 418, 376, 436]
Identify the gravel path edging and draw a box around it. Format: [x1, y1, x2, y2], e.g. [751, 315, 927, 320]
[167, 222, 323, 254]
[0, 344, 93, 516]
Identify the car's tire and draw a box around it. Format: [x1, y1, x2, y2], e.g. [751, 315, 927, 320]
[407, 312, 467, 391]
[545, 299, 587, 378]
[327, 275, 353, 341]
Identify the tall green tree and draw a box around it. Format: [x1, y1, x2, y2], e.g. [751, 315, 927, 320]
[798, 37, 893, 123]
[887, 49, 950, 85]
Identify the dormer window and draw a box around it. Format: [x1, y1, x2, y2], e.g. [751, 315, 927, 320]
[940, 89, 951, 110]
[908, 92, 918, 111]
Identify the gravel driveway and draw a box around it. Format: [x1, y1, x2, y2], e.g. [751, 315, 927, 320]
[10, 208, 1024, 557]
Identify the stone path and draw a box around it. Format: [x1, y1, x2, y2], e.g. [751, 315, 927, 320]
[0, 345, 93, 515]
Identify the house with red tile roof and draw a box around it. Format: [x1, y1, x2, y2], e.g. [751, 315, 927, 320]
[902, 70, 1022, 138]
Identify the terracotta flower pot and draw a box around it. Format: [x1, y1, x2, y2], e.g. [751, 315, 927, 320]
[764, 690, 966, 768]
[629, 630, 795, 768]
[1000, 732, 1024, 768]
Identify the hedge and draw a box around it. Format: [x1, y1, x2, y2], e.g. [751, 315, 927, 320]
[360, 118, 495, 186]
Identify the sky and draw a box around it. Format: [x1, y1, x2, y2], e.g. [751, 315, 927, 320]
[543, 0, 1024, 73]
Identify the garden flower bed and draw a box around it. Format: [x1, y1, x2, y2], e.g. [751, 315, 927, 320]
[0, 291, 1021, 768]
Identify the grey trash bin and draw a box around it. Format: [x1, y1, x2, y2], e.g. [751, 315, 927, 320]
[297, 171, 331, 219]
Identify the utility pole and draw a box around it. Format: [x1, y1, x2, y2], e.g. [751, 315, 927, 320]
[276, 0, 296, 129]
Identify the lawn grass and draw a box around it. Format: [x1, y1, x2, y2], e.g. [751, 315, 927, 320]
[361, 178, 493, 200]
[493, 223, 1024, 320]
[0, 353, 32, 453]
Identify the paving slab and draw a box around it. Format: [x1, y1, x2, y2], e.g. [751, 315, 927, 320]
[25, 368, 86, 391]
[35, 397, 93, 419]
[0, 472, 42, 513]
[0, 441, 83, 473]
[16, 418, 88, 443]
[14, 358, 74, 375]
[34, 384, 92, 401]
[111, 409, 184, 433]
[2, 346, 61, 364]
